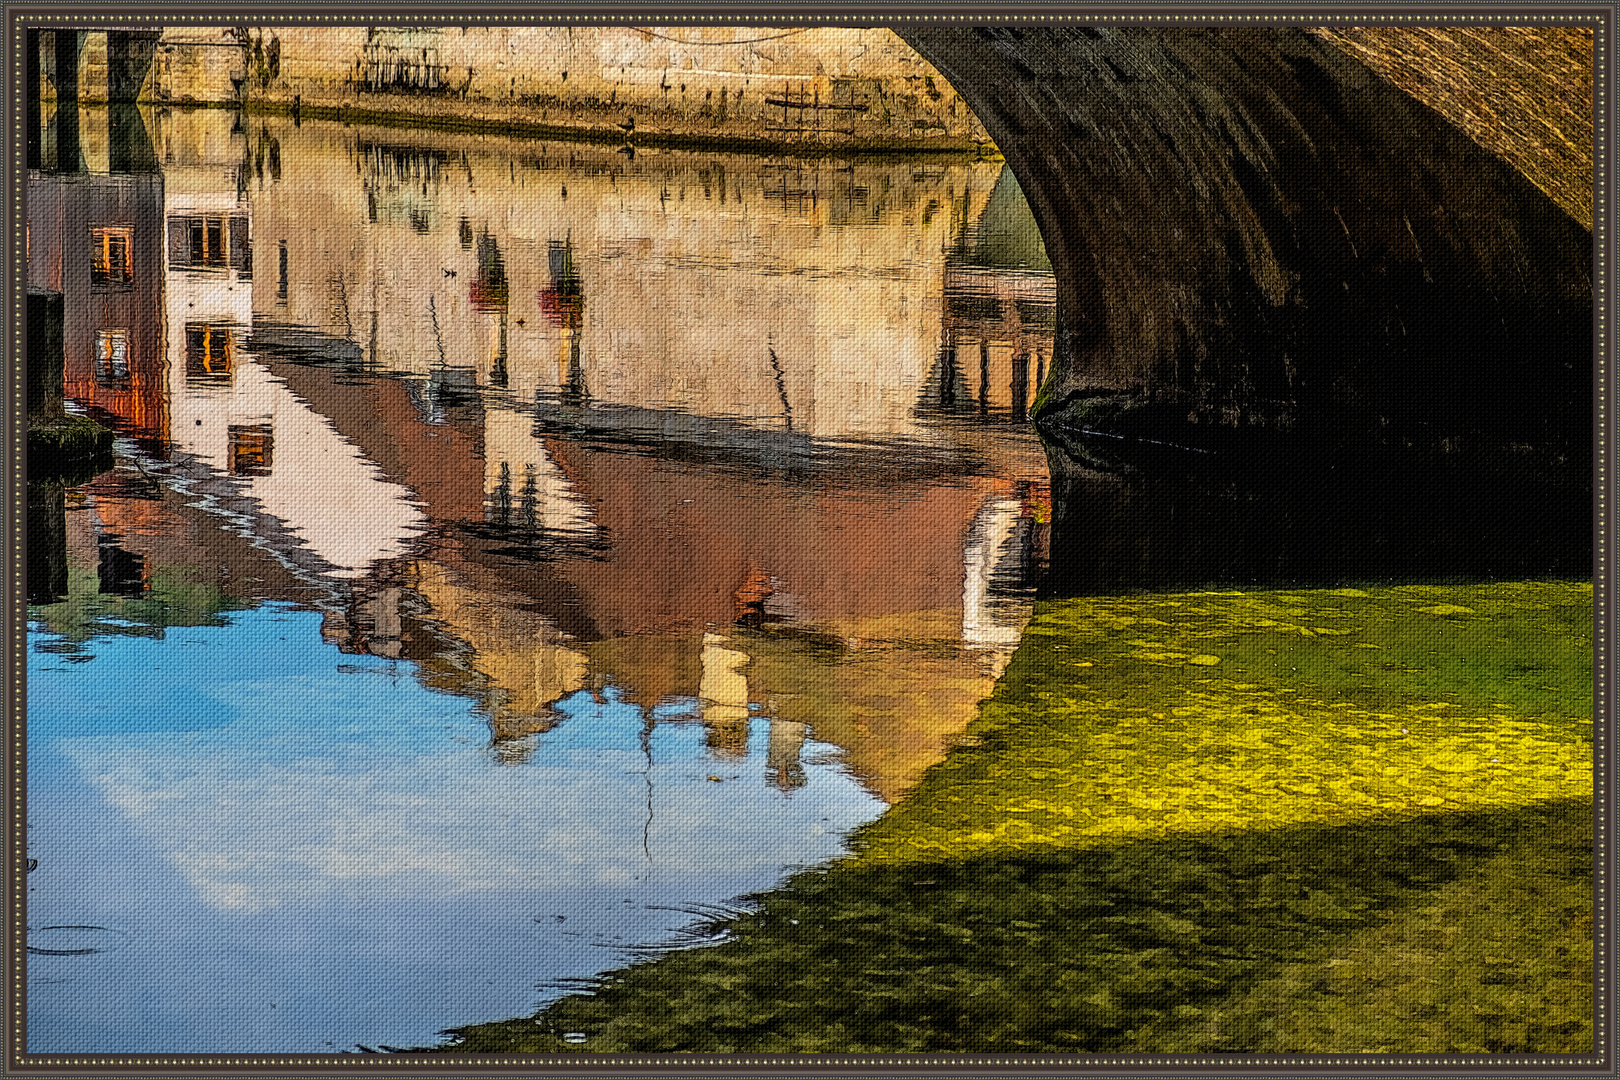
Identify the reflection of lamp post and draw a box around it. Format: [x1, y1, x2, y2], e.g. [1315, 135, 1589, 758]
[539, 237, 586, 405]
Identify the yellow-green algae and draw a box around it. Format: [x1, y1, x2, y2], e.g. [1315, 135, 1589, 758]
[432, 580, 1592, 1055]
[869, 580, 1591, 865]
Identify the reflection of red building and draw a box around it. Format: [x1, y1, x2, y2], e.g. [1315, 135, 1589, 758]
[29, 172, 169, 447]
[543, 438, 1007, 638]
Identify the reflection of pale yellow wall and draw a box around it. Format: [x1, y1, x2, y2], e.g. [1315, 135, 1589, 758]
[407, 560, 589, 727]
[737, 622, 1023, 803]
[699, 633, 751, 724]
[244, 119, 1001, 442]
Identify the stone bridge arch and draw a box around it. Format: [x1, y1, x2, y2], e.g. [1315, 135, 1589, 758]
[896, 26, 1591, 459]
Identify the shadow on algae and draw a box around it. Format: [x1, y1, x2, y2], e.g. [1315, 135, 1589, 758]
[429, 580, 1593, 1055]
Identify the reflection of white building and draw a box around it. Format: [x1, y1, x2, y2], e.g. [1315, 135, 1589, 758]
[961, 492, 1030, 649]
[165, 348, 427, 578]
[161, 129, 426, 578]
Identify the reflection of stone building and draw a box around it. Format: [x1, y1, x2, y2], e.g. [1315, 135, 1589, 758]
[32, 108, 1052, 800]
[245, 121, 998, 438]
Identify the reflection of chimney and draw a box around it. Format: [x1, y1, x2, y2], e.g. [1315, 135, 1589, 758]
[766, 716, 808, 791]
[733, 567, 773, 628]
[699, 632, 751, 758]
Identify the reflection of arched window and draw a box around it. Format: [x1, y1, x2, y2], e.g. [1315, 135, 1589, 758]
[90, 226, 133, 289]
[94, 329, 130, 386]
[184, 323, 235, 383]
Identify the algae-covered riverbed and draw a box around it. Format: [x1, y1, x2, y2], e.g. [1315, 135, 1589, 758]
[437, 579, 1592, 1054]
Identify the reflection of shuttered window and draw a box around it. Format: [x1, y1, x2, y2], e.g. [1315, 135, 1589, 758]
[185, 323, 235, 383]
[232, 217, 252, 279]
[91, 227, 134, 288]
[192, 218, 223, 266]
[168, 215, 251, 274]
[228, 424, 273, 476]
[95, 329, 130, 386]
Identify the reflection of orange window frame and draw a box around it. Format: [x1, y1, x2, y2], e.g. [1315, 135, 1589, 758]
[95, 329, 130, 382]
[227, 424, 273, 476]
[186, 324, 235, 379]
[91, 226, 134, 288]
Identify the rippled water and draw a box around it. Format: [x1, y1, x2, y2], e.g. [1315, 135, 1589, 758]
[26, 107, 1053, 1052]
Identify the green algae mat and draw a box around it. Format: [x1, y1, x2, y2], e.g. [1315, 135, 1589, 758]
[437, 580, 1593, 1054]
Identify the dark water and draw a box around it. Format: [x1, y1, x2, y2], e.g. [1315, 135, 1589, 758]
[25, 107, 1053, 1053]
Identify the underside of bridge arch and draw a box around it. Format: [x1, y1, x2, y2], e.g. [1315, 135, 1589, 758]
[899, 26, 1591, 587]
[900, 26, 1590, 452]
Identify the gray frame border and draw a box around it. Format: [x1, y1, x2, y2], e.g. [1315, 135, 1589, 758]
[4, 2, 1611, 1076]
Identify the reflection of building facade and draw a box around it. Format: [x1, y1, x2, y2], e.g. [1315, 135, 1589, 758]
[28, 171, 169, 449]
[33, 107, 1053, 802]
[245, 121, 998, 439]
[929, 165, 1058, 420]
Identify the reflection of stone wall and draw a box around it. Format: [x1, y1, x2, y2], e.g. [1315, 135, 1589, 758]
[243, 118, 1001, 441]
[71, 26, 985, 146]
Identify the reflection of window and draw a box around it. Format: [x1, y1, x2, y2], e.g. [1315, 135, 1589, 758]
[168, 214, 251, 272]
[192, 218, 225, 266]
[276, 241, 288, 300]
[185, 323, 235, 383]
[95, 329, 130, 386]
[228, 424, 273, 476]
[91, 226, 134, 288]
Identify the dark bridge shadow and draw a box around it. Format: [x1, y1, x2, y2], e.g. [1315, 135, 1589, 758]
[897, 26, 1592, 593]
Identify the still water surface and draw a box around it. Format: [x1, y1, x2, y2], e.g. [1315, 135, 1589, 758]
[26, 108, 1053, 1052]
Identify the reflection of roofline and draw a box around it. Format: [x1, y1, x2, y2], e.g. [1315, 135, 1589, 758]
[248, 319, 365, 366]
[532, 399, 985, 487]
[119, 443, 358, 601]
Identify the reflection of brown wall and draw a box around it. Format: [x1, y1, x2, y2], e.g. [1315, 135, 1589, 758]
[29, 173, 169, 445]
[263, 357, 486, 522]
[546, 440, 1006, 637]
[264, 355, 1012, 642]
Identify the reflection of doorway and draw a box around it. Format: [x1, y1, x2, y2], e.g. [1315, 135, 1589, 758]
[227, 423, 273, 476]
[185, 323, 235, 383]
